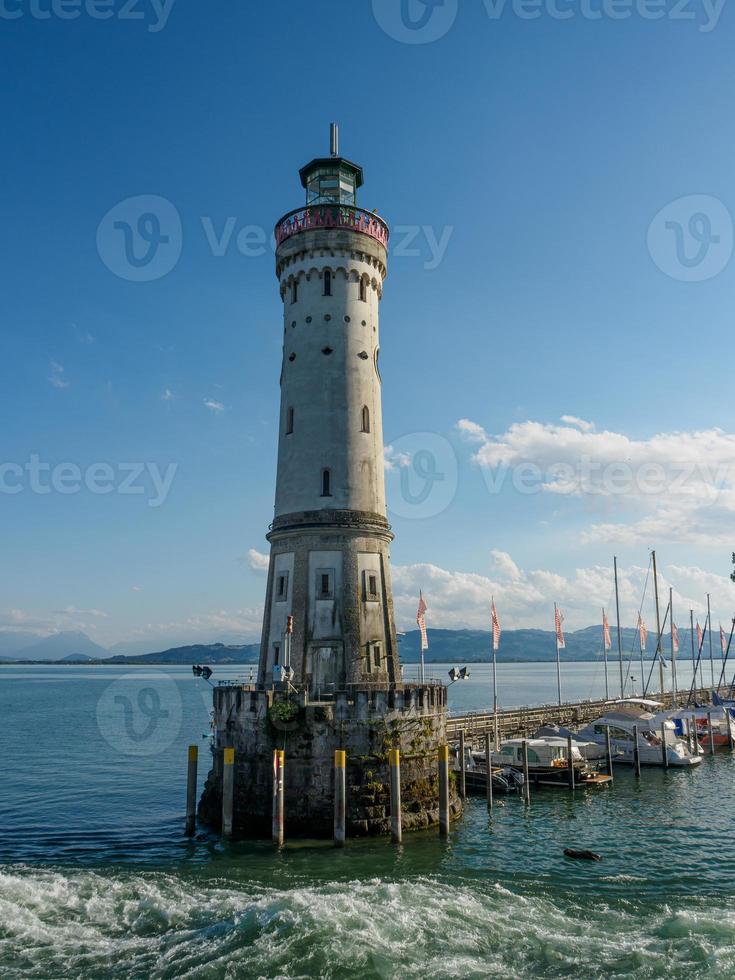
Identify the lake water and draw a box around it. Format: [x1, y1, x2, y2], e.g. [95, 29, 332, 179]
[2, 661, 734, 978]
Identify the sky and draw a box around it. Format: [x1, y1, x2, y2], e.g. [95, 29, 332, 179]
[1, 0, 734, 650]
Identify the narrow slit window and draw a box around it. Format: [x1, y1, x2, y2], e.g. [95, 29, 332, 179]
[323, 270, 332, 296]
[368, 574, 378, 599]
[316, 569, 334, 600]
[359, 279, 367, 302]
[372, 644, 381, 668]
[273, 643, 281, 666]
[286, 407, 294, 434]
[361, 405, 370, 433]
[276, 572, 288, 600]
[321, 468, 332, 497]
[291, 280, 298, 304]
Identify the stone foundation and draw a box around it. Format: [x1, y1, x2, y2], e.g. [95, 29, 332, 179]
[198, 682, 462, 837]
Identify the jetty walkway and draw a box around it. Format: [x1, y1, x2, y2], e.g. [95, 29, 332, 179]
[447, 685, 726, 745]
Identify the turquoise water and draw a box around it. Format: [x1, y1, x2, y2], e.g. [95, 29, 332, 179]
[2, 663, 734, 978]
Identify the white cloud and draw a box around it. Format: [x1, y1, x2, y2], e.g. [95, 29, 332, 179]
[161, 389, 174, 402]
[457, 416, 735, 547]
[391, 551, 734, 633]
[247, 548, 270, 572]
[48, 362, 69, 389]
[204, 399, 225, 413]
[52, 606, 108, 619]
[384, 445, 412, 471]
[560, 415, 595, 432]
[131, 586, 142, 592]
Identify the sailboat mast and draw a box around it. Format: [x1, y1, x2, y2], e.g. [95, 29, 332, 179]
[707, 593, 714, 688]
[614, 556, 624, 698]
[652, 550, 665, 697]
[690, 608, 697, 691]
[554, 602, 562, 706]
[670, 586, 678, 708]
[602, 607, 609, 700]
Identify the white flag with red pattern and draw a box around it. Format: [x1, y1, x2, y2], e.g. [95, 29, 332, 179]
[602, 610, 611, 651]
[696, 621, 704, 651]
[491, 599, 501, 652]
[416, 592, 428, 652]
[672, 621, 680, 654]
[721, 624, 727, 656]
[555, 606, 565, 650]
[638, 614, 648, 652]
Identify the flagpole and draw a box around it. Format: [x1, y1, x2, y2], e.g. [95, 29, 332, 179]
[707, 593, 714, 688]
[614, 556, 624, 698]
[602, 607, 609, 700]
[639, 615, 646, 697]
[554, 602, 562, 706]
[670, 586, 678, 708]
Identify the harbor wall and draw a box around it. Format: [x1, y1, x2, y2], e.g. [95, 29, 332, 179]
[199, 682, 462, 837]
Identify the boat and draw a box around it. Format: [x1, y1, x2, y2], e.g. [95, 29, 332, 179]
[487, 737, 611, 787]
[576, 699, 701, 767]
[658, 704, 735, 748]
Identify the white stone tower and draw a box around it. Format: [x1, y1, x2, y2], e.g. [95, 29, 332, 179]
[259, 125, 399, 692]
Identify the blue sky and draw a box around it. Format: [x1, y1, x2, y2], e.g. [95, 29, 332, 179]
[2, 0, 734, 649]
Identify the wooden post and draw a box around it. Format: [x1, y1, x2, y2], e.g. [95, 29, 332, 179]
[389, 748, 402, 844]
[660, 723, 668, 769]
[438, 744, 450, 837]
[272, 749, 285, 847]
[632, 725, 641, 778]
[605, 725, 614, 781]
[521, 740, 531, 805]
[485, 732, 493, 814]
[222, 747, 235, 837]
[566, 734, 575, 790]
[691, 713, 700, 757]
[707, 712, 716, 755]
[185, 744, 198, 836]
[458, 730, 466, 800]
[334, 750, 346, 847]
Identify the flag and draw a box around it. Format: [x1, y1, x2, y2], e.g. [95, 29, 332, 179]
[416, 592, 428, 652]
[555, 606, 565, 649]
[721, 624, 727, 655]
[696, 621, 704, 651]
[491, 599, 501, 652]
[638, 614, 647, 652]
[602, 610, 611, 651]
[672, 621, 679, 654]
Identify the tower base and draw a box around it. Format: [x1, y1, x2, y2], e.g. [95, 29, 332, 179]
[198, 683, 462, 837]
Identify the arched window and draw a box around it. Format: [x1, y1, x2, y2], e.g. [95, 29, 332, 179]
[286, 407, 294, 435]
[359, 278, 367, 302]
[321, 468, 332, 497]
[323, 270, 332, 296]
[361, 405, 370, 433]
[291, 280, 298, 304]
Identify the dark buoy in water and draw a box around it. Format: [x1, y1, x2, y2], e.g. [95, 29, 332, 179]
[564, 848, 602, 862]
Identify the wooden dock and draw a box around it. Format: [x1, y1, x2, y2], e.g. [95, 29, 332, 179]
[447, 685, 727, 745]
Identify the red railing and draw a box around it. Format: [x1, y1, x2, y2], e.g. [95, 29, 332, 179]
[275, 205, 389, 248]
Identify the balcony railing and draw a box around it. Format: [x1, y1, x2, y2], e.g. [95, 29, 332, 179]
[274, 205, 389, 249]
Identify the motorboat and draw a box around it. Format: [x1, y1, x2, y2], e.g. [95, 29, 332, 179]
[656, 704, 735, 749]
[486, 737, 611, 787]
[576, 699, 701, 767]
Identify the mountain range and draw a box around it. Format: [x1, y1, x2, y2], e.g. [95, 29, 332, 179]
[0, 626, 714, 665]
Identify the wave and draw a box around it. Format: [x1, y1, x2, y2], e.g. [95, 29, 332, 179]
[2, 865, 734, 979]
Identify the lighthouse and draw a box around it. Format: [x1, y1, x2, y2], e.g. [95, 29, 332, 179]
[199, 127, 460, 838]
[260, 124, 398, 692]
